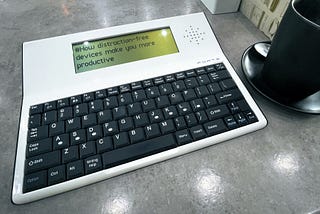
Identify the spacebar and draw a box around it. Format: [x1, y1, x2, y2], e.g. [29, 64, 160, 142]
[102, 134, 177, 169]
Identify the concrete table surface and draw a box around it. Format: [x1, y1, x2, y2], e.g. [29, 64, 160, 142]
[1, 0, 319, 213]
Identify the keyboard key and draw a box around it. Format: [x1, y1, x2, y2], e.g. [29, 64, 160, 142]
[163, 106, 178, 119]
[145, 124, 161, 139]
[44, 101, 56, 112]
[24, 170, 47, 193]
[107, 87, 119, 96]
[70, 129, 86, 145]
[48, 165, 66, 185]
[42, 111, 57, 125]
[214, 63, 226, 70]
[28, 125, 48, 142]
[113, 132, 130, 148]
[207, 83, 221, 94]
[228, 101, 241, 114]
[83, 93, 94, 102]
[190, 99, 205, 112]
[169, 92, 184, 104]
[118, 93, 133, 106]
[175, 129, 192, 145]
[133, 113, 149, 127]
[197, 74, 210, 85]
[203, 95, 217, 108]
[237, 99, 250, 111]
[155, 96, 170, 108]
[184, 77, 199, 88]
[102, 134, 176, 169]
[119, 117, 134, 132]
[87, 125, 103, 141]
[195, 86, 210, 97]
[143, 79, 153, 88]
[88, 100, 104, 113]
[53, 134, 69, 150]
[62, 146, 79, 163]
[66, 117, 81, 132]
[103, 121, 119, 136]
[172, 80, 186, 91]
[29, 114, 41, 128]
[206, 105, 230, 120]
[175, 72, 186, 80]
[185, 113, 198, 127]
[149, 110, 164, 123]
[154, 77, 165, 85]
[79, 141, 96, 159]
[49, 121, 65, 137]
[159, 83, 173, 95]
[104, 96, 118, 109]
[94, 90, 107, 99]
[208, 70, 229, 82]
[224, 116, 238, 129]
[84, 155, 102, 174]
[97, 110, 113, 124]
[177, 102, 192, 115]
[26, 138, 52, 158]
[159, 120, 175, 134]
[216, 89, 242, 104]
[195, 111, 209, 124]
[132, 90, 147, 102]
[119, 84, 131, 93]
[70, 95, 82, 105]
[131, 82, 143, 90]
[30, 104, 43, 115]
[219, 78, 236, 90]
[127, 103, 142, 116]
[244, 111, 258, 123]
[203, 119, 228, 136]
[82, 113, 97, 128]
[174, 116, 187, 130]
[165, 74, 175, 82]
[190, 125, 207, 140]
[96, 137, 113, 153]
[146, 87, 160, 98]
[113, 106, 127, 120]
[74, 103, 88, 117]
[185, 70, 196, 77]
[58, 107, 73, 121]
[25, 150, 61, 174]
[205, 65, 216, 72]
[142, 99, 156, 112]
[67, 160, 84, 180]
[195, 67, 206, 75]
[128, 128, 145, 144]
[182, 89, 197, 101]
[234, 113, 248, 126]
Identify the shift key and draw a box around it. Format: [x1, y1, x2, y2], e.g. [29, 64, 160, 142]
[25, 150, 61, 174]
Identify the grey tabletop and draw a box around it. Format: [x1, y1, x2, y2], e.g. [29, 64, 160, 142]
[1, 0, 320, 213]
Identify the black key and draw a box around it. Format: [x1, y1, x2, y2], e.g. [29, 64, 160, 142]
[190, 99, 205, 112]
[28, 125, 48, 142]
[205, 65, 217, 73]
[134, 113, 149, 127]
[95, 90, 107, 99]
[195, 86, 210, 98]
[103, 121, 119, 136]
[24, 170, 47, 193]
[66, 160, 84, 180]
[208, 70, 230, 82]
[119, 117, 134, 132]
[185, 113, 198, 127]
[195, 67, 206, 75]
[165, 74, 175, 82]
[234, 113, 248, 126]
[53, 134, 69, 150]
[97, 110, 113, 124]
[174, 116, 187, 130]
[66, 117, 81, 132]
[102, 134, 176, 169]
[29, 114, 41, 128]
[127, 103, 142, 116]
[184, 77, 199, 89]
[142, 99, 156, 112]
[237, 99, 250, 111]
[219, 79, 236, 90]
[224, 116, 238, 129]
[190, 125, 207, 140]
[128, 128, 145, 144]
[89, 100, 104, 113]
[44, 101, 56, 112]
[207, 83, 222, 94]
[42, 110, 57, 125]
[87, 125, 103, 141]
[169, 92, 184, 104]
[25, 150, 61, 174]
[62, 146, 79, 163]
[216, 89, 243, 104]
[228, 101, 241, 114]
[197, 74, 210, 85]
[118, 93, 133, 106]
[159, 120, 176, 134]
[79, 141, 96, 159]
[83, 93, 94, 102]
[172, 80, 186, 91]
[206, 105, 230, 120]
[70, 95, 82, 105]
[175, 129, 192, 145]
[145, 124, 161, 139]
[149, 110, 164, 123]
[49, 121, 65, 137]
[113, 106, 127, 120]
[70, 129, 86, 145]
[131, 82, 143, 90]
[119, 84, 131, 93]
[132, 89, 147, 102]
[84, 155, 102, 174]
[204, 119, 228, 136]
[58, 107, 73, 121]
[163, 106, 178, 119]
[48, 165, 66, 185]
[104, 96, 118, 109]
[182, 89, 197, 101]
[26, 138, 52, 158]
[107, 87, 119, 96]
[154, 77, 165, 85]
[74, 103, 88, 117]
[82, 113, 97, 128]
[143, 79, 153, 88]
[159, 83, 173, 95]
[244, 111, 258, 123]
[175, 72, 186, 80]
[96, 137, 113, 153]
[155, 96, 170, 108]
[146, 87, 160, 98]
[185, 70, 196, 77]
[195, 111, 209, 124]
[203, 95, 218, 108]
[177, 102, 192, 115]
[30, 104, 43, 115]
[214, 63, 226, 70]
[113, 132, 130, 148]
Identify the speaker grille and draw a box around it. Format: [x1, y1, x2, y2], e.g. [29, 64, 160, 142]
[183, 25, 206, 45]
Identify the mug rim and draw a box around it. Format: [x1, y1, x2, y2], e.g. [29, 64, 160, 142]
[292, 0, 320, 28]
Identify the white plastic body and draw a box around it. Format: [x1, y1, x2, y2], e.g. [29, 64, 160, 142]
[13, 12, 267, 204]
[201, 0, 241, 14]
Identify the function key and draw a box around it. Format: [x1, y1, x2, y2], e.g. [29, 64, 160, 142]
[30, 104, 43, 115]
[165, 75, 175, 83]
[83, 92, 94, 102]
[119, 84, 131, 93]
[95, 90, 107, 99]
[185, 70, 196, 77]
[107, 87, 119, 96]
[131, 82, 143, 90]
[143, 79, 153, 88]
[208, 70, 230, 82]
[44, 101, 56, 112]
[175, 72, 186, 80]
[214, 63, 226, 71]
[70, 95, 82, 105]
[205, 65, 216, 72]
[195, 67, 206, 75]
[57, 98, 69, 108]
[153, 77, 165, 85]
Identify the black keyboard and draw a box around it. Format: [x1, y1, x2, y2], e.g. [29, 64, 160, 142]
[24, 63, 258, 193]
